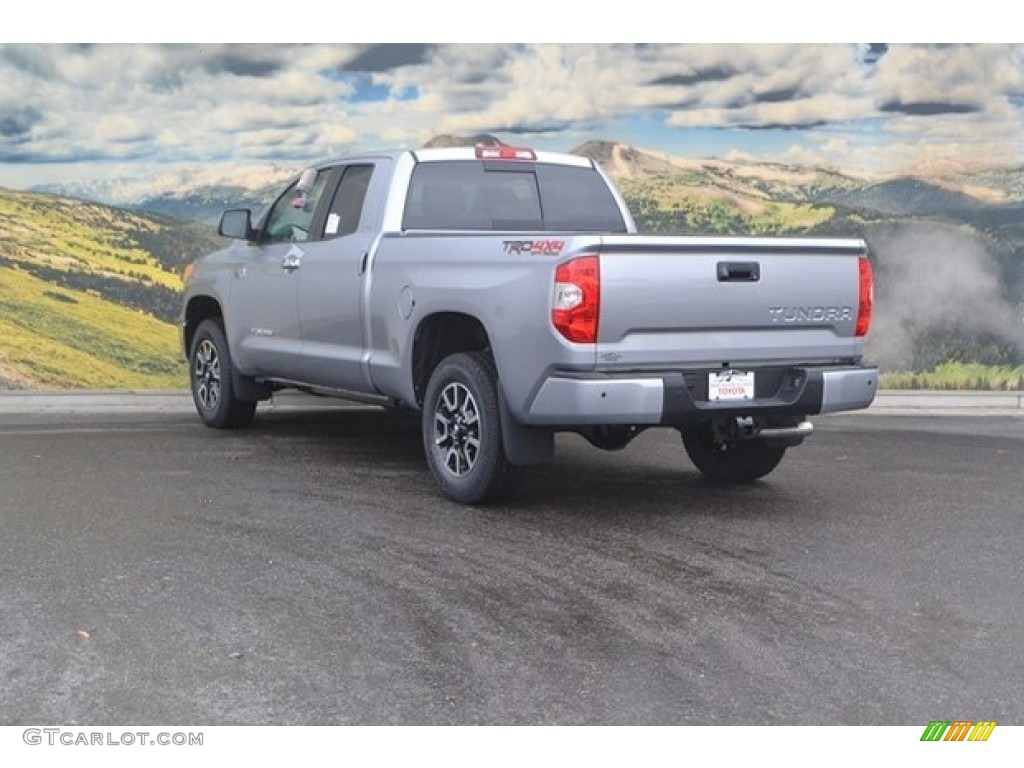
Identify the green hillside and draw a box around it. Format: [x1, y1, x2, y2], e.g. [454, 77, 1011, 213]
[573, 139, 848, 236]
[0, 187, 220, 389]
[619, 175, 835, 235]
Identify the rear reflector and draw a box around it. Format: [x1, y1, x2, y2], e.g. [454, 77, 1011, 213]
[856, 256, 873, 337]
[475, 145, 537, 161]
[552, 255, 600, 343]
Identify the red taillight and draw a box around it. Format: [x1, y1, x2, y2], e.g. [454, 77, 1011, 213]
[856, 256, 873, 338]
[552, 255, 600, 343]
[475, 145, 537, 161]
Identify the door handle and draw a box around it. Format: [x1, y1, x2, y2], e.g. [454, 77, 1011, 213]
[358, 251, 369, 275]
[717, 261, 760, 282]
[281, 246, 304, 272]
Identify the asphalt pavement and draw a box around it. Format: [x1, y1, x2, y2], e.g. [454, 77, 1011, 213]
[0, 396, 1022, 724]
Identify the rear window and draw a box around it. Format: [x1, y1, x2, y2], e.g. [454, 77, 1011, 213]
[402, 160, 626, 232]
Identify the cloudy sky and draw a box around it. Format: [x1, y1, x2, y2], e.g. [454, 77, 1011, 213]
[1, 43, 1022, 198]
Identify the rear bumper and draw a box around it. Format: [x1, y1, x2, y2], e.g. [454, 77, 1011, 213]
[819, 368, 879, 413]
[525, 364, 877, 425]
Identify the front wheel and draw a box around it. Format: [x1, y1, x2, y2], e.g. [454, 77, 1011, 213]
[421, 352, 524, 504]
[681, 423, 786, 483]
[189, 319, 257, 429]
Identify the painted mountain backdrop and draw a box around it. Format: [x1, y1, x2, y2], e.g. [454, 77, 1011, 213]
[0, 189, 218, 388]
[2, 136, 1023, 389]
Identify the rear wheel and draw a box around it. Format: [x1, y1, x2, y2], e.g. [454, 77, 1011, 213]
[189, 319, 257, 429]
[681, 422, 786, 483]
[422, 351, 524, 504]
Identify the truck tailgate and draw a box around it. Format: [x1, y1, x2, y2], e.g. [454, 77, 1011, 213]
[595, 235, 868, 369]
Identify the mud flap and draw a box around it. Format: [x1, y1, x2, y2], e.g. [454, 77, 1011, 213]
[499, 388, 554, 466]
[232, 370, 272, 402]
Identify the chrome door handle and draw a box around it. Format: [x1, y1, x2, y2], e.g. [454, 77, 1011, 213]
[281, 246, 304, 271]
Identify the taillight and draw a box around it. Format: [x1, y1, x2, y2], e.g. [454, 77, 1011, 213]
[856, 256, 873, 337]
[552, 255, 600, 343]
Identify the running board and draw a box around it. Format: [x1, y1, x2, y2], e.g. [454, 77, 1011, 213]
[259, 378, 392, 407]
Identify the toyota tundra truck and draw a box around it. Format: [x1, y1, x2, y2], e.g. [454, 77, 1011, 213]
[180, 145, 877, 504]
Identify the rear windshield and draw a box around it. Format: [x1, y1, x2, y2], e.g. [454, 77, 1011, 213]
[402, 160, 627, 232]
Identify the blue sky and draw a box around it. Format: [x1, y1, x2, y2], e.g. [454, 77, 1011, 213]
[0, 42, 1021, 200]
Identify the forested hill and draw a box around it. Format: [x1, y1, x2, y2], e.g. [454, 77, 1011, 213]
[0, 187, 219, 389]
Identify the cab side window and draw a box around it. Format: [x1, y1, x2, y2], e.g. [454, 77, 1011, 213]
[262, 171, 331, 244]
[323, 165, 375, 239]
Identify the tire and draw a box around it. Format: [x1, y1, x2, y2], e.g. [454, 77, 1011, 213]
[189, 319, 257, 429]
[681, 423, 786, 483]
[421, 351, 525, 504]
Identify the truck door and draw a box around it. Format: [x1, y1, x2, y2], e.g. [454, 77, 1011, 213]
[231, 170, 333, 377]
[292, 162, 380, 391]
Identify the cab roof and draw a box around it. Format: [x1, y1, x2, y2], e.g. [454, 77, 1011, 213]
[311, 146, 595, 170]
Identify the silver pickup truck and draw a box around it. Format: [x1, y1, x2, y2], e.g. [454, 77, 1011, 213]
[181, 145, 877, 503]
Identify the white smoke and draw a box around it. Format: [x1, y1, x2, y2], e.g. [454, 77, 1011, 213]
[866, 222, 1024, 370]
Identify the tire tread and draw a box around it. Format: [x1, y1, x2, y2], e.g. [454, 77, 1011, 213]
[681, 424, 786, 483]
[190, 318, 257, 430]
[421, 350, 524, 504]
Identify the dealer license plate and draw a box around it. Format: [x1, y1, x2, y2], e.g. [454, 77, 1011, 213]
[708, 370, 755, 401]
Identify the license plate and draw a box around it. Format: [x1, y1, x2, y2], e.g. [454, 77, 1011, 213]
[708, 370, 755, 401]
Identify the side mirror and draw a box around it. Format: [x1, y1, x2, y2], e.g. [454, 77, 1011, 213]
[218, 209, 256, 241]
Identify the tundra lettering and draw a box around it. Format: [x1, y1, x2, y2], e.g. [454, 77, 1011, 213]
[768, 306, 854, 323]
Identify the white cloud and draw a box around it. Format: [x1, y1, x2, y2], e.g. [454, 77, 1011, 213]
[94, 115, 150, 143]
[872, 44, 1023, 110]
[1, 43, 1022, 187]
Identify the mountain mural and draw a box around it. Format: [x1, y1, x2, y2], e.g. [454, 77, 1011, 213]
[5, 136, 1024, 389]
[0, 188, 219, 389]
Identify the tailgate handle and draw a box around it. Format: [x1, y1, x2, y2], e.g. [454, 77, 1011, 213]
[717, 261, 760, 282]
